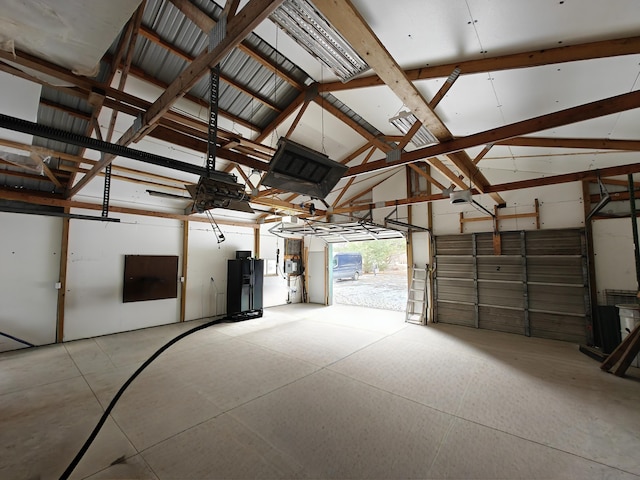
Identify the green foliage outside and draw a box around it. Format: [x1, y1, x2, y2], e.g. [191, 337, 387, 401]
[333, 238, 407, 273]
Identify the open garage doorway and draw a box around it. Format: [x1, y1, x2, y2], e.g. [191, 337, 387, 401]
[331, 238, 408, 311]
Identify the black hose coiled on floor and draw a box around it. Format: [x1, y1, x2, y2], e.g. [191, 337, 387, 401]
[59, 318, 223, 480]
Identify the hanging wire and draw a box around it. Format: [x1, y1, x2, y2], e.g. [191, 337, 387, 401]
[320, 64, 326, 154]
[271, 25, 280, 147]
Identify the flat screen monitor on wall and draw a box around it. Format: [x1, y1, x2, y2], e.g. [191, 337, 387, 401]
[123, 255, 178, 303]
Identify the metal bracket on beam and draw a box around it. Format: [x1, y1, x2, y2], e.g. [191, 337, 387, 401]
[386, 147, 401, 163]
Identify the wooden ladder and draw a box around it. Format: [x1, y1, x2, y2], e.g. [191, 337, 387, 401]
[406, 265, 428, 325]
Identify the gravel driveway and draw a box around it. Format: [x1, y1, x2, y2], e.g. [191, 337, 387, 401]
[333, 271, 408, 311]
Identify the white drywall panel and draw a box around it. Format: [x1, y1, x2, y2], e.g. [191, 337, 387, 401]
[432, 182, 584, 235]
[259, 224, 288, 307]
[185, 223, 255, 321]
[372, 170, 408, 225]
[64, 212, 182, 341]
[0, 213, 61, 351]
[592, 217, 640, 304]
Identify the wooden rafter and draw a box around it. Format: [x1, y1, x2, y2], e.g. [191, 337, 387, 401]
[408, 163, 446, 191]
[499, 137, 640, 151]
[68, 0, 283, 199]
[138, 25, 281, 113]
[345, 89, 640, 177]
[473, 144, 494, 165]
[313, 0, 492, 195]
[332, 146, 376, 207]
[312, 96, 391, 152]
[0, 187, 258, 228]
[106, 2, 146, 143]
[255, 90, 307, 144]
[168, 0, 303, 90]
[0, 138, 192, 192]
[285, 98, 311, 138]
[319, 35, 640, 93]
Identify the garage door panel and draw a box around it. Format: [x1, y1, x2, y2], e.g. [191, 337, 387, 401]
[436, 256, 474, 278]
[477, 256, 523, 281]
[478, 305, 525, 334]
[436, 302, 475, 327]
[476, 232, 521, 255]
[479, 282, 524, 309]
[436, 278, 475, 303]
[435, 229, 589, 343]
[435, 235, 472, 255]
[529, 284, 585, 315]
[526, 230, 583, 256]
[527, 256, 583, 284]
[529, 311, 586, 343]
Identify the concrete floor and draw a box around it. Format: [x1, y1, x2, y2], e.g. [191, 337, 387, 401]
[1, 304, 639, 479]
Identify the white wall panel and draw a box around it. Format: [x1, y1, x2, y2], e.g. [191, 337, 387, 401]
[0, 213, 61, 351]
[432, 181, 584, 235]
[592, 217, 640, 304]
[259, 224, 288, 307]
[185, 223, 254, 321]
[64, 212, 182, 340]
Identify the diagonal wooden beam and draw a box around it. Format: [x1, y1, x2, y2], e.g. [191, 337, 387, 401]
[473, 144, 494, 165]
[345, 89, 640, 178]
[314, 96, 391, 153]
[138, 25, 281, 113]
[336, 171, 399, 209]
[339, 142, 374, 165]
[314, 0, 491, 194]
[254, 90, 307, 144]
[69, 0, 283, 198]
[408, 163, 446, 191]
[127, 0, 283, 143]
[332, 146, 376, 207]
[106, 2, 145, 143]
[285, 98, 311, 138]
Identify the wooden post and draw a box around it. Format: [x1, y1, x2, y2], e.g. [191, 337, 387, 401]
[254, 226, 261, 258]
[581, 181, 597, 345]
[405, 166, 414, 287]
[180, 220, 189, 322]
[56, 210, 70, 342]
[303, 246, 309, 303]
[492, 204, 501, 255]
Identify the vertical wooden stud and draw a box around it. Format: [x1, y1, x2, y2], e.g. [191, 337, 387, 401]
[180, 220, 189, 322]
[56, 210, 70, 343]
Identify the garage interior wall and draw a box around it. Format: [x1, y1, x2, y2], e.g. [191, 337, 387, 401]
[434, 229, 590, 344]
[0, 212, 62, 351]
[592, 217, 640, 303]
[185, 223, 256, 322]
[0, 208, 296, 350]
[258, 223, 289, 308]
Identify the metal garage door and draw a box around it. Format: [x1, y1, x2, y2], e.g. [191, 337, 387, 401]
[434, 229, 590, 343]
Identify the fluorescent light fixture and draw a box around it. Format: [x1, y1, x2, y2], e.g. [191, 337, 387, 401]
[389, 111, 438, 147]
[270, 0, 370, 82]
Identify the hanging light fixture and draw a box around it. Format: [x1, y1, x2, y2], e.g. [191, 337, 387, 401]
[270, 0, 370, 82]
[389, 111, 438, 147]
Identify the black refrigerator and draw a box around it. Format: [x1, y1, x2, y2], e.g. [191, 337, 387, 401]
[227, 257, 263, 321]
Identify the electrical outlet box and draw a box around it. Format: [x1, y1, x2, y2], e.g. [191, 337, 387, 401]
[284, 260, 298, 274]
